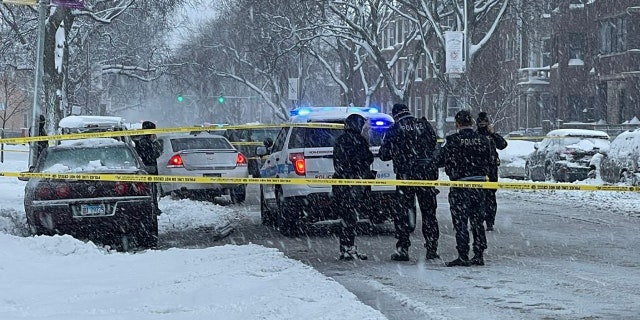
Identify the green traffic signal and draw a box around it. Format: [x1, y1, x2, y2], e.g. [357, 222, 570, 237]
[218, 95, 225, 104]
[177, 94, 184, 102]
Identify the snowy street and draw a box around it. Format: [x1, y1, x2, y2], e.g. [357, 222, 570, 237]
[1, 146, 640, 319]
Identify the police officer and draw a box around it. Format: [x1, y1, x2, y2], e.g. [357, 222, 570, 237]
[476, 112, 507, 231]
[379, 103, 440, 261]
[441, 110, 492, 266]
[333, 114, 373, 260]
[134, 121, 162, 213]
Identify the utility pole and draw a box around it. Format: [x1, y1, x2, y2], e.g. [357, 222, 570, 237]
[29, 0, 47, 168]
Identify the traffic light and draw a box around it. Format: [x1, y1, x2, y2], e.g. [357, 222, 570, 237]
[177, 94, 184, 102]
[218, 95, 225, 104]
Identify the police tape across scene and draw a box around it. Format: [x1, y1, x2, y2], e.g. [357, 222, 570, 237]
[1, 171, 637, 192]
[0, 123, 345, 145]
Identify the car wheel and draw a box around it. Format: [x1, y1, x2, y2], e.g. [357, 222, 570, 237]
[260, 186, 275, 226]
[276, 188, 299, 237]
[525, 163, 533, 181]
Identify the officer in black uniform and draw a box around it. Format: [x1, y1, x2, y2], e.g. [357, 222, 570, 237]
[379, 103, 440, 261]
[476, 112, 508, 231]
[441, 110, 492, 267]
[134, 121, 162, 213]
[332, 114, 373, 260]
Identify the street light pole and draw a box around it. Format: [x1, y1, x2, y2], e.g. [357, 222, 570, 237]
[29, 0, 47, 168]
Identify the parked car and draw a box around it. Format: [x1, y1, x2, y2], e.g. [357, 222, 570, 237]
[498, 139, 536, 179]
[58, 115, 134, 146]
[156, 131, 248, 203]
[525, 129, 610, 182]
[595, 128, 640, 185]
[22, 138, 157, 250]
[257, 106, 396, 236]
[223, 125, 281, 177]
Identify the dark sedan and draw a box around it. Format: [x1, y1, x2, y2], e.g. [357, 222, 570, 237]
[23, 138, 158, 250]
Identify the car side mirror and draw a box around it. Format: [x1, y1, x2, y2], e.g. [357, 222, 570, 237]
[263, 137, 274, 149]
[256, 146, 268, 156]
[18, 166, 36, 181]
[533, 142, 539, 150]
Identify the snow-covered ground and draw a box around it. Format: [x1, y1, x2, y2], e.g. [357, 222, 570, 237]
[0, 144, 385, 320]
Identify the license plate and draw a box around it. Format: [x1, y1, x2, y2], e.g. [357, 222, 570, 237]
[204, 173, 222, 177]
[80, 204, 106, 216]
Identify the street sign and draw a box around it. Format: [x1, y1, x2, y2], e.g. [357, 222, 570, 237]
[445, 31, 465, 74]
[288, 78, 299, 101]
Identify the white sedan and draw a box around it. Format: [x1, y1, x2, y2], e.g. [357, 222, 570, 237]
[155, 132, 248, 203]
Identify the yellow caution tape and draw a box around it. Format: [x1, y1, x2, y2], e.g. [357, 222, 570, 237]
[0, 123, 344, 144]
[2, 171, 638, 192]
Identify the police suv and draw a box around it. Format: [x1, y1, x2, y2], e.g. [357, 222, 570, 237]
[257, 106, 396, 236]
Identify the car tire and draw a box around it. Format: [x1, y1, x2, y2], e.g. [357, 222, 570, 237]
[260, 186, 275, 226]
[276, 188, 299, 237]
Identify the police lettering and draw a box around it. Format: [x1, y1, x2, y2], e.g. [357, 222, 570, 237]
[399, 122, 426, 132]
[461, 138, 483, 146]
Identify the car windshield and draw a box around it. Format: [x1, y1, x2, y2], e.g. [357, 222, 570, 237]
[170, 137, 232, 151]
[247, 128, 280, 142]
[41, 146, 138, 173]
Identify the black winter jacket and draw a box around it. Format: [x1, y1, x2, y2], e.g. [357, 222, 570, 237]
[379, 114, 437, 178]
[441, 128, 492, 181]
[333, 129, 374, 179]
[477, 127, 508, 167]
[135, 135, 162, 169]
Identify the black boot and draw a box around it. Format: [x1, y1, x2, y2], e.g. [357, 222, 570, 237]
[446, 255, 471, 267]
[470, 252, 484, 266]
[391, 247, 410, 261]
[339, 246, 367, 261]
[425, 251, 440, 260]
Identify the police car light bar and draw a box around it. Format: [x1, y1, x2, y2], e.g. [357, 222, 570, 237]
[290, 106, 379, 117]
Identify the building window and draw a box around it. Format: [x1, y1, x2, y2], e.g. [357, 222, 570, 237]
[446, 96, 461, 121]
[428, 94, 437, 121]
[387, 21, 396, 47]
[600, 17, 626, 54]
[504, 35, 514, 61]
[542, 37, 551, 67]
[415, 96, 423, 118]
[569, 33, 584, 60]
[416, 54, 424, 81]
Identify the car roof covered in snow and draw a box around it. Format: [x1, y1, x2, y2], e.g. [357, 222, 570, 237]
[59, 116, 126, 129]
[55, 138, 127, 149]
[546, 129, 610, 139]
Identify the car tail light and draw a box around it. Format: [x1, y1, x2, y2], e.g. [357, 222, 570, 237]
[55, 184, 71, 198]
[289, 152, 305, 176]
[167, 154, 184, 167]
[114, 182, 129, 195]
[36, 186, 53, 200]
[236, 153, 247, 166]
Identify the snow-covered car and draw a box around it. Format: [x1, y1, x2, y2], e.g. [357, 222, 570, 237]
[22, 138, 158, 250]
[257, 106, 396, 236]
[595, 128, 640, 185]
[525, 129, 610, 182]
[498, 139, 536, 179]
[58, 115, 134, 146]
[156, 131, 248, 203]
